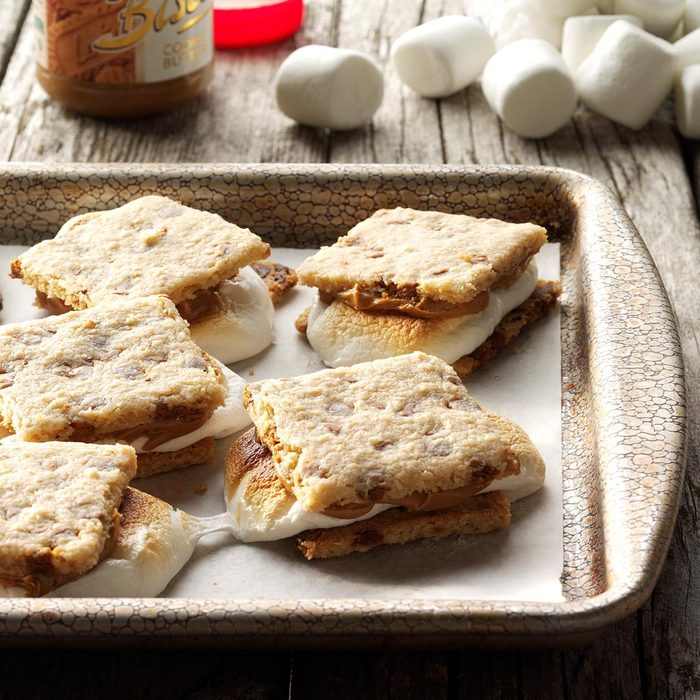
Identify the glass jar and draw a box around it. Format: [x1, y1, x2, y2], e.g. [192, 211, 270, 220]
[32, 0, 214, 118]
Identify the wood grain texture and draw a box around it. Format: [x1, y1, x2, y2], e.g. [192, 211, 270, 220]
[0, 0, 697, 698]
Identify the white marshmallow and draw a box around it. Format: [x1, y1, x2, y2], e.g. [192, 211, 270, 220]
[613, 0, 685, 38]
[390, 16, 495, 98]
[481, 39, 577, 138]
[52, 510, 195, 598]
[687, 0, 700, 34]
[676, 65, 700, 137]
[306, 262, 538, 367]
[226, 445, 544, 542]
[562, 14, 643, 72]
[188, 266, 275, 365]
[576, 21, 675, 129]
[674, 28, 700, 71]
[275, 45, 383, 130]
[127, 362, 250, 454]
[490, 0, 565, 48]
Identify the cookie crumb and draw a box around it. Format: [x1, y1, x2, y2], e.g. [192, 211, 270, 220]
[194, 483, 208, 495]
[248, 368, 255, 376]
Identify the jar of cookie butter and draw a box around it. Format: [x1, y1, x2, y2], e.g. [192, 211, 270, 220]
[32, 0, 214, 118]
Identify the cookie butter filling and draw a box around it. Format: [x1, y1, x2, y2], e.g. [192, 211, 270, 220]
[323, 255, 534, 319]
[307, 259, 539, 367]
[226, 437, 540, 543]
[125, 363, 250, 454]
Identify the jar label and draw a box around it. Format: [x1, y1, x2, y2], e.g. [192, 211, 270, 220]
[33, 0, 213, 85]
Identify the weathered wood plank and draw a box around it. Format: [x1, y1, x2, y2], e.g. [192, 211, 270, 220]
[328, 0, 442, 163]
[0, 0, 28, 82]
[290, 651, 450, 700]
[0, 0, 337, 162]
[0, 649, 292, 700]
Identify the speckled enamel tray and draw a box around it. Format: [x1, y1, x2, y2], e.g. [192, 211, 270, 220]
[0, 164, 686, 649]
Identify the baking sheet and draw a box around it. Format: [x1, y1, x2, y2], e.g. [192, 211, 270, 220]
[0, 244, 563, 603]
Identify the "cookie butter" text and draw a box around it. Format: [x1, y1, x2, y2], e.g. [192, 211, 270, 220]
[92, 0, 210, 52]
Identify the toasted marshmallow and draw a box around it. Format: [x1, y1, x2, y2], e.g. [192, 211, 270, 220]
[306, 260, 538, 368]
[49, 490, 239, 598]
[129, 362, 250, 454]
[188, 266, 275, 365]
[226, 457, 542, 543]
[52, 494, 194, 598]
[227, 473, 393, 542]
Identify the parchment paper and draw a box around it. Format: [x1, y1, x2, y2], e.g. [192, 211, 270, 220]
[0, 244, 563, 603]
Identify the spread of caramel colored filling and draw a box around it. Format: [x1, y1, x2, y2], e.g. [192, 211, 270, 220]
[37, 63, 214, 120]
[323, 254, 534, 319]
[323, 287, 490, 319]
[177, 285, 226, 323]
[320, 463, 519, 519]
[37, 284, 228, 324]
[35, 291, 72, 314]
[104, 413, 213, 451]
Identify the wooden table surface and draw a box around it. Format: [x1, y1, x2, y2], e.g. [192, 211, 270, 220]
[0, 1, 698, 698]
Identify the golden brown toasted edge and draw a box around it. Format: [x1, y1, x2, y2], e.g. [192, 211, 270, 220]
[294, 280, 562, 375]
[251, 261, 299, 305]
[135, 437, 215, 478]
[225, 429, 299, 524]
[296, 491, 511, 559]
[118, 486, 172, 533]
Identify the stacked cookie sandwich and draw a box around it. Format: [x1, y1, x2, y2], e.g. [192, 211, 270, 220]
[225, 352, 545, 558]
[11, 195, 292, 364]
[0, 441, 200, 597]
[295, 207, 561, 374]
[0, 295, 250, 476]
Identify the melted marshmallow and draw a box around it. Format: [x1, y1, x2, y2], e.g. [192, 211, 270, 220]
[226, 473, 393, 542]
[189, 266, 275, 365]
[307, 260, 538, 367]
[226, 460, 544, 543]
[129, 361, 250, 454]
[51, 511, 194, 598]
[478, 453, 545, 502]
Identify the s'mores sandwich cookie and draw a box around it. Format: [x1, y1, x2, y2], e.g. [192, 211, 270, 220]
[295, 208, 561, 375]
[0, 442, 203, 597]
[11, 195, 292, 364]
[225, 352, 545, 558]
[0, 295, 250, 476]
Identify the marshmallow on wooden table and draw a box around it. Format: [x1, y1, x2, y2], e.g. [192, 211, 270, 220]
[481, 39, 577, 138]
[613, 0, 685, 39]
[275, 45, 383, 131]
[562, 15, 643, 72]
[676, 65, 700, 137]
[489, 0, 598, 49]
[576, 21, 675, 129]
[390, 16, 495, 98]
[674, 28, 700, 71]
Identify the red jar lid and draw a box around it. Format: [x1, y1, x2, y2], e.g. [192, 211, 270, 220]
[214, 0, 304, 48]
